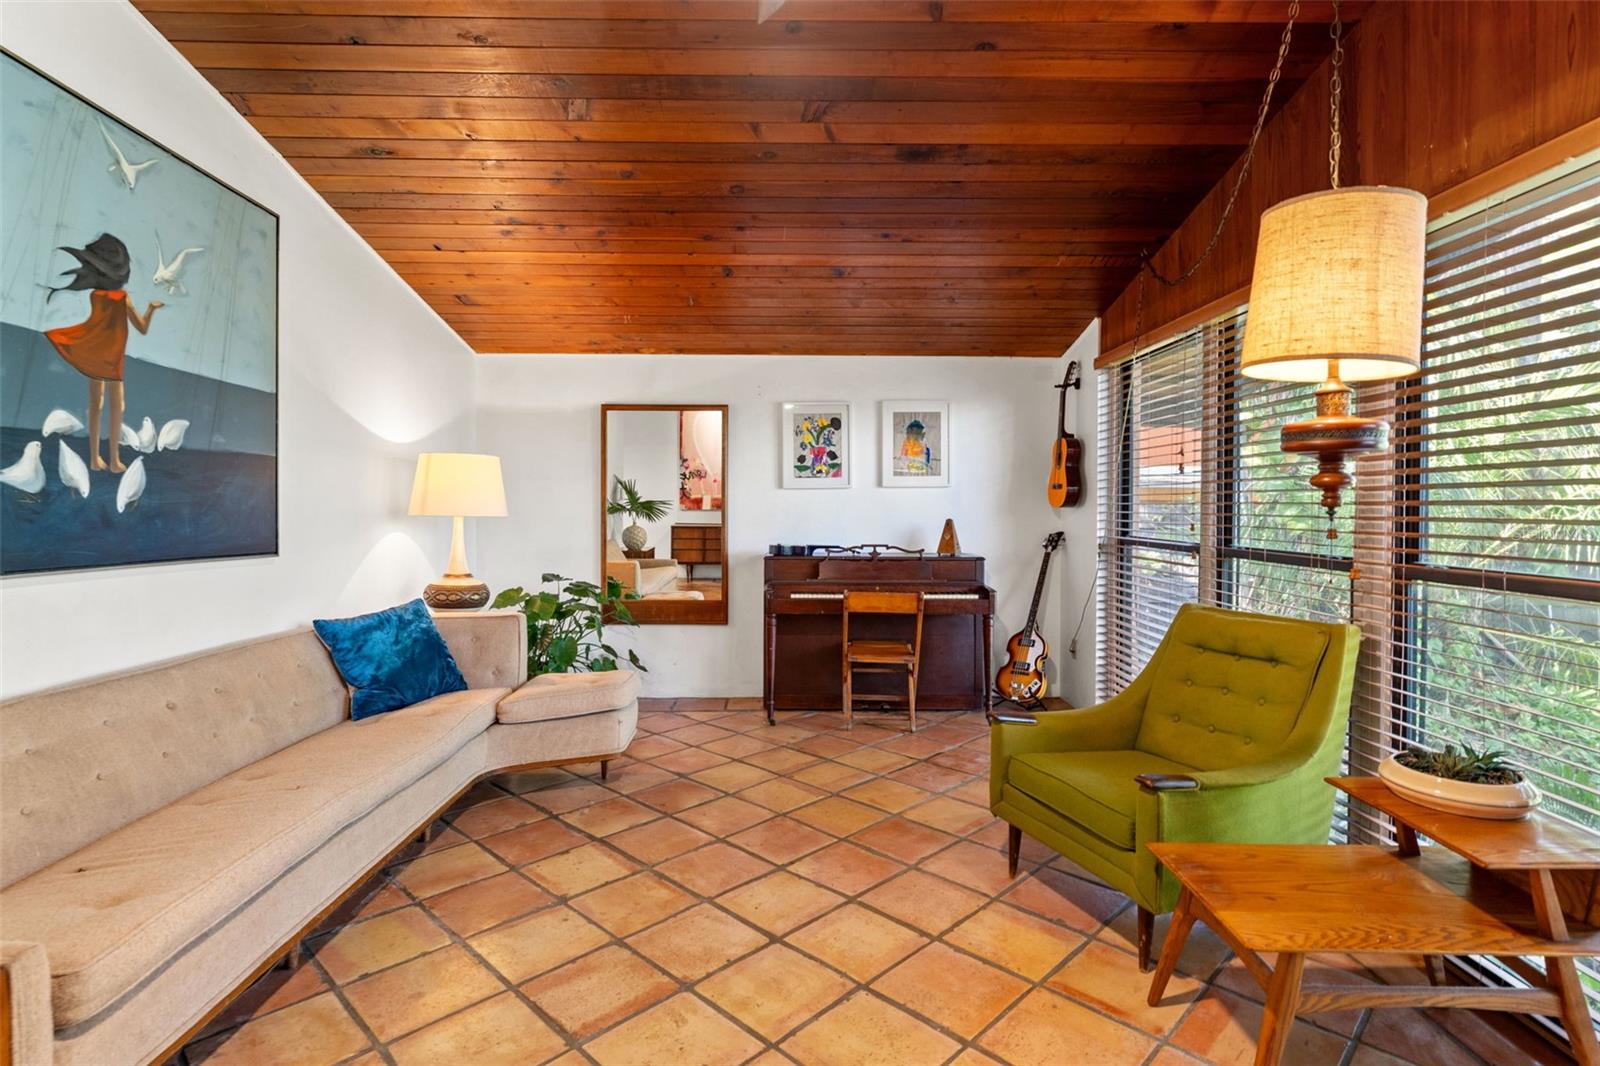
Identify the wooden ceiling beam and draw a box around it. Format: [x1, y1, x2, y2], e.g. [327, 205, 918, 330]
[262, 137, 1245, 167]
[144, 13, 1325, 55]
[168, 43, 1324, 82]
[203, 68, 1295, 105]
[246, 116, 1251, 145]
[134, 2, 1357, 25]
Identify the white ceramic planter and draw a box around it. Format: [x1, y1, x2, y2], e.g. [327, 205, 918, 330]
[1378, 754, 1540, 820]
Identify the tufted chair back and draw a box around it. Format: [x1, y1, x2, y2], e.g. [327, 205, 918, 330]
[1134, 605, 1334, 771]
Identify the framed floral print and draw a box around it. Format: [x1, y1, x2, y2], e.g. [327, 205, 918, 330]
[782, 402, 850, 489]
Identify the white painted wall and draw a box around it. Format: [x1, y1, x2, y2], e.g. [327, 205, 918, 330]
[1054, 322, 1103, 708]
[477, 350, 1099, 701]
[0, 2, 476, 697]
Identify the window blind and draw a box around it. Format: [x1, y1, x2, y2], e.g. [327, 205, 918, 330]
[1210, 309, 1355, 624]
[1348, 157, 1600, 833]
[1098, 331, 1204, 699]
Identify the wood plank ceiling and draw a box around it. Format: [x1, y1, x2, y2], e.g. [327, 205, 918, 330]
[136, 0, 1359, 357]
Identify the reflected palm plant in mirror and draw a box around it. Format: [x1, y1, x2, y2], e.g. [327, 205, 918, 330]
[607, 476, 671, 552]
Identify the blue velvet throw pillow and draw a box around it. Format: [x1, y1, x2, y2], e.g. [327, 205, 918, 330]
[313, 598, 468, 721]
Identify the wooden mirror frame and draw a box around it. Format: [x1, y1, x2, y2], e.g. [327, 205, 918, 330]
[600, 403, 729, 626]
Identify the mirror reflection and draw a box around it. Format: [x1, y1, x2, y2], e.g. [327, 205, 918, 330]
[602, 405, 728, 624]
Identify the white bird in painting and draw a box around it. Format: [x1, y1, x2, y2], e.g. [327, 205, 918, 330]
[120, 423, 140, 449]
[58, 440, 90, 498]
[135, 417, 157, 454]
[98, 121, 157, 191]
[116, 457, 146, 514]
[157, 419, 190, 452]
[42, 409, 84, 437]
[152, 235, 204, 296]
[0, 441, 45, 494]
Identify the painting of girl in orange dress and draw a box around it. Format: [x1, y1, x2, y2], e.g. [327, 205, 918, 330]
[1, 52, 278, 576]
[44, 234, 164, 473]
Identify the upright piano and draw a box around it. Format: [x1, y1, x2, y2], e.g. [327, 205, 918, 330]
[763, 549, 995, 723]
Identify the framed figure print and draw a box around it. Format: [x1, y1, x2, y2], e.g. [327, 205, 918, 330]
[881, 400, 950, 487]
[0, 51, 279, 576]
[781, 402, 850, 488]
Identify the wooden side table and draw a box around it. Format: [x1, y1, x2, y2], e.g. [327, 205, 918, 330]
[1147, 838, 1600, 1066]
[1334, 774, 1600, 1062]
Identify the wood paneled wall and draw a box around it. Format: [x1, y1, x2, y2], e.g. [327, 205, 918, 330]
[1098, 0, 1600, 363]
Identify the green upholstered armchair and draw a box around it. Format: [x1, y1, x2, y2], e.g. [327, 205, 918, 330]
[990, 603, 1359, 970]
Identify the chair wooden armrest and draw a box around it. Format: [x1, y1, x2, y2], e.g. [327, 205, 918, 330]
[1136, 772, 1201, 792]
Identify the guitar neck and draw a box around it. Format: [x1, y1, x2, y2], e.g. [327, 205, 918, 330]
[1020, 549, 1053, 641]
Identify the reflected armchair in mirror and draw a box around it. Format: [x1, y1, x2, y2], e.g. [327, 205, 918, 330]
[600, 404, 729, 625]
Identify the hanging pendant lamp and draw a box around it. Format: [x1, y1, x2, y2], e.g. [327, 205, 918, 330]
[1239, 0, 1427, 537]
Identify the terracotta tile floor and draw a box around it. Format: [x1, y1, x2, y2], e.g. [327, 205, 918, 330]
[180, 701, 1562, 1066]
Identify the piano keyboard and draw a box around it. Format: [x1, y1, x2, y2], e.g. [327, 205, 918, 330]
[786, 592, 980, 601]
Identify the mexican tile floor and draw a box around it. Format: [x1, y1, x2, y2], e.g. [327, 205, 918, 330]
[178, 700, 1568, 1066]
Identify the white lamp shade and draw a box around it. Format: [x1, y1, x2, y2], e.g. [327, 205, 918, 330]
[1241, 186, 1427, 383]
[408, 453, 507, 517]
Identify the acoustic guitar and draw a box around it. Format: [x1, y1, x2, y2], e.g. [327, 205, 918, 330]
[994, 531, 1065, 703]
[1047, 361, 1083, 508]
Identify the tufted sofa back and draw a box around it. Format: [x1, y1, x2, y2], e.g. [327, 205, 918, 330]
[1135, 606, 1332, 770]
[0, 630, 350, 887]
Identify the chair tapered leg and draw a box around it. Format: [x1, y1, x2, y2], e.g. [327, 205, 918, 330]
[907, 668, 918, 733]
[1137, 906, 1155, 973]
[1007, 824, 1021, 878]
[843, 663, 854, 730]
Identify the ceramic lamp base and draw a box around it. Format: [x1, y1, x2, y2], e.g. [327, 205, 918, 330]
[424, 576, 490, 610]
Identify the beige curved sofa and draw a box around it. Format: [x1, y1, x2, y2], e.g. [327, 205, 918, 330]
[0, 611, 638, 1066]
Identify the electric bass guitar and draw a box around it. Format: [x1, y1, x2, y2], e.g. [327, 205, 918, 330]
[994, 531, 1065, 703]
[1047, 361, 1083, 508]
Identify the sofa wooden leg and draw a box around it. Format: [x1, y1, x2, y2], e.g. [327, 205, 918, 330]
[278, 942, 302, 970]
[1007, 824, 1021, 879]
[417, 820, 439, 845]
[1137, 906, 1155, 973]
[600, 759, 610, 781]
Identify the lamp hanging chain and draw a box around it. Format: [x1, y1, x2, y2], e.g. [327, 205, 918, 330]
[1143, 0, 1301, 288]
[1327, 0, 1344, 189]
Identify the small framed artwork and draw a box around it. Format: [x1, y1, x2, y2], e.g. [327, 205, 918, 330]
[782, 402, 851, 488]
[881, 400, 950, 487]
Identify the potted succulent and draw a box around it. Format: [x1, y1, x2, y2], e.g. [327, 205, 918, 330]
[1378, 743, 1541, 820]
[607, 476, 670, 552]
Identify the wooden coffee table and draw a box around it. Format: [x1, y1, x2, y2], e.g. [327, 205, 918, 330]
[1147, 839, 1600, 1065]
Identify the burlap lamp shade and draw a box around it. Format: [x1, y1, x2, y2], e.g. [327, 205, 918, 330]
[1241, 185, 1428, 383]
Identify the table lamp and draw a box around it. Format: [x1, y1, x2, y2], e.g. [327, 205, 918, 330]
[408, 452, 507, 610]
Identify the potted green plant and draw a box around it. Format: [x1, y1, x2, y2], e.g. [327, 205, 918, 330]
[492, 574, 647, 676]
[607, 476, 670, 553]
[1378, 743, 1540, 820]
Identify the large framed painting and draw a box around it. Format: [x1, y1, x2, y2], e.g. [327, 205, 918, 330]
[0, 52, 278, 576]
[881, 400, 950, 487]
[781, 402, 850, 489]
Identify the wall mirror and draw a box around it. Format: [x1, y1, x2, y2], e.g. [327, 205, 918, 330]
[600, 404, 729, 625]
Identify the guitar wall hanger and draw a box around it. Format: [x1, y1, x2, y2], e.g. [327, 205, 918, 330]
[1056, 361, 1082, 391]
